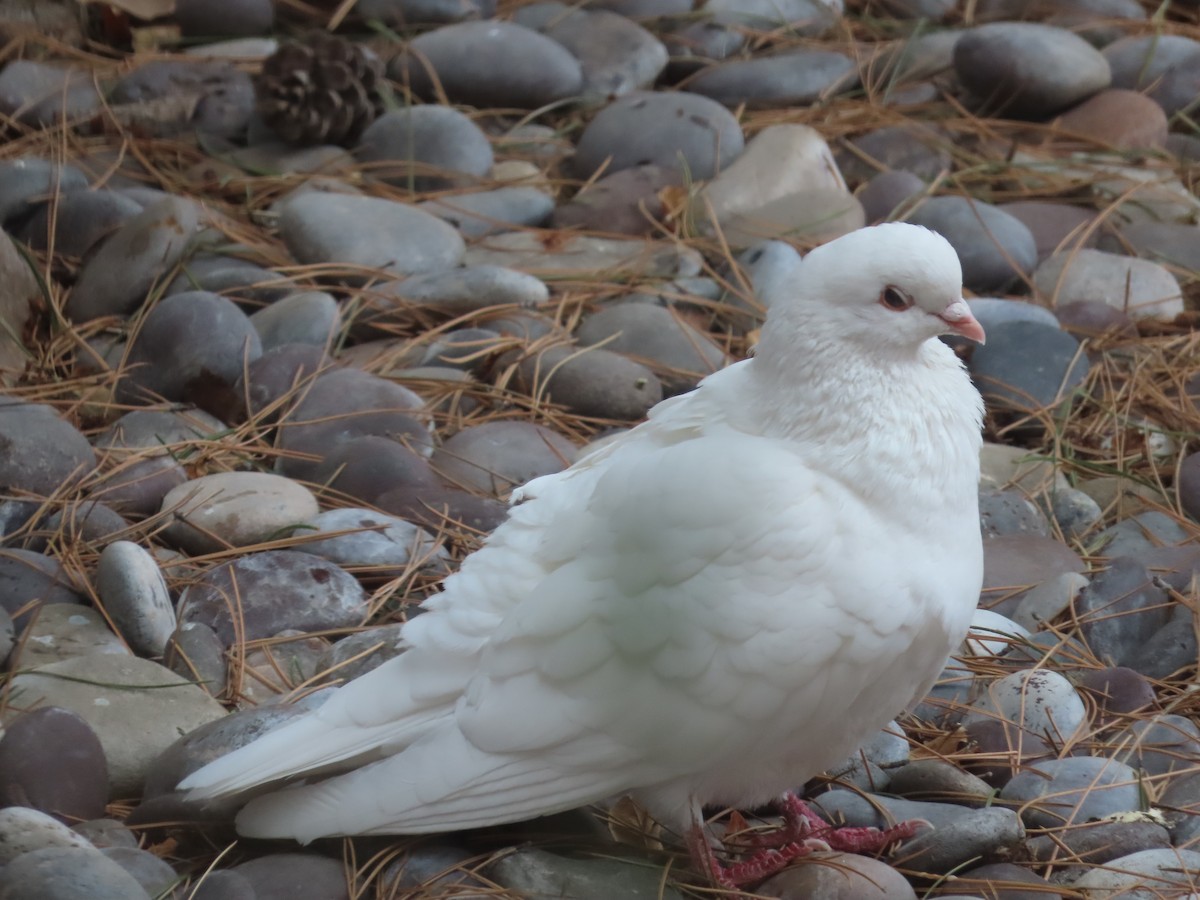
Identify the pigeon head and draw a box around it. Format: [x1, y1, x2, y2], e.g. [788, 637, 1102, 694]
[763, 223, 985, 354]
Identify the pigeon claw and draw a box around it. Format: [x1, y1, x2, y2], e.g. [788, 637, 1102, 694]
[688, 794, 928, 891]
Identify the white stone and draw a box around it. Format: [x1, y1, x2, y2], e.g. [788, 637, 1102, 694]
[0, 807, 96, 864]
[1034, 248, 1183, 320]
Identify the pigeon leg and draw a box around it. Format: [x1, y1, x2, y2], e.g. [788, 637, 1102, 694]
[686, 821, 829, 890]
[737, 793, 924, 855]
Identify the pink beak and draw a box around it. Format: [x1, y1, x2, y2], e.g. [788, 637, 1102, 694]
[938, 299, 986, 345]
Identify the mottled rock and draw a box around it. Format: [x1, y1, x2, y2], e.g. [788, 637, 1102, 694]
[160, 471, 319, 555]
[177, 550, 368, 646]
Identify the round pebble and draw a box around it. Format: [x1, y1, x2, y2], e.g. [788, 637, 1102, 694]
[685, 50, 856, 109]
[299, 508, 445, 575]
[515, 343, 663, 421]
[431, 421, 577, 494]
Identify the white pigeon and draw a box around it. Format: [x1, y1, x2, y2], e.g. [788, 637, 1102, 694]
[180, 222, 986, 886]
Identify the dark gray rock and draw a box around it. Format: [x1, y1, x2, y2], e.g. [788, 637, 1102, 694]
[488, 847, 685, 900]
[978, 488, 1050, 538]
[0, 549, 85, 632]
[0, 402, 95, 498]
[238, 343, 332, 422]
[552, 164, 681, 236]
[275, 368, 431, 479]
[310, 435, 439, 505]
[907, 196, 1036, 292]
[300, 508, 444, 577]
[574, 90, 745, 180]
[887, 759, 995, 807]
[431, 421, 577, 494]
[419, 186, 555, 238]
[685, 50, 856, 109]
[164, 255, 288, 305]
[378, 843, 491, 896]
[1074, 557, 1171, 667]
[250, 291, 339, 351]
[578, 302, 728, 394]
[378, 484, 509, 534]
[703, 0, 837, 36]
[1126, 605, 1200, 680]
[515, 343, 663, 420]
[1113, 714, 1200, 778]
[897, 807, 1023, 873]
[838, 124, 951, 185]
[0, 158, 88, 226]
[968, 321, 1089, 415]
[164, 622, 228, 697]
[177, 550, 368, 645]
[65, 197, 200, 322]
[0, 846, 152, 900]
[172, 0, 273, 36]
[134, 692, 332, 825]
[232, 853, 351, 900]
[515, 4, 667, 101]
[390, 21, 583, 108]
[0, 62, 102, 128]
[366, 267, 547, 325]
[857, 170, 926, 223]
[278, 192, 465, 280]
[117, 291, 262, 414]
[757, 851, 916, 899]
[316, 623, 407, 685]
[18, 190, 143, 259]
[355, 107, 494, 190]
[0, 708, 108, 824]
[100, 847, 179, 899]
[954, 22, 1111, 117]
[190, 871, 256, 900]
[109, 60, 255, 138]
[1028, 819, 1170, 865]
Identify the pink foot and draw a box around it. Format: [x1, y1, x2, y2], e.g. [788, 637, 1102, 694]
[693, 794, 927, 888]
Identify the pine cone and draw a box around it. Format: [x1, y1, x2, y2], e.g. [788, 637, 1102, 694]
[256, 33, 384, 146]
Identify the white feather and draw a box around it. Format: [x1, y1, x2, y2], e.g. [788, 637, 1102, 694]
[180, 223, 985, 843]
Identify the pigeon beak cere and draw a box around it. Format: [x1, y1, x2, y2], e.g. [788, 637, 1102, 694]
[937, 300, 986, 345]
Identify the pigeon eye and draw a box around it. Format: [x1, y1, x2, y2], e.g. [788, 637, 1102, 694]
[880, 286, 912, 311]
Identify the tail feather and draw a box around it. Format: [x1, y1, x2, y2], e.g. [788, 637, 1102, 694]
[179, 651, 466, 798]
[234, 726, 632, 841]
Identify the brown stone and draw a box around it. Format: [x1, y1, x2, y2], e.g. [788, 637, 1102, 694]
[1054, 88, 1168, 149]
